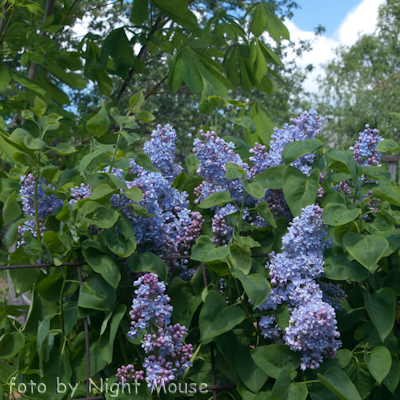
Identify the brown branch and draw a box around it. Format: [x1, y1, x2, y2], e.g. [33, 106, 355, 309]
[145, 74, 168, 100]
[116, 14, 168, 101]
[0, 2, 9, 35]
[0, 253, 271, 271]
[60, 0, 80, 26]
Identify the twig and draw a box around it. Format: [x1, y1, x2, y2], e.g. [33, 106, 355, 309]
[0, 253, 271, 271]
[116, 14, 168, 101]
[145, 74, 168, 100]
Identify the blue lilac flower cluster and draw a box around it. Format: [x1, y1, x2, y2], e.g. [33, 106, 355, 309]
[67, 124, 203, 271]
[117, 273, 193, 389]
[258, 204, 344, 370]
[18, 174, 63, 244]
[123, 125, 202, 260]
[249, 110, 324, 177]
[349, 124, 383, 166]
[192, 111, 322, 242]
[143, 124, 183, 183]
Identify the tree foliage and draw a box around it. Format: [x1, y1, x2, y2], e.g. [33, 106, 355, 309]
[317, 0, 400, 147]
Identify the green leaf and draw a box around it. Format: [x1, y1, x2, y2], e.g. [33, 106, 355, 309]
[78, 275, 116, 311]
[250, 3, 268, 37]
[383, 355, 400, 393]
[365, 346, 392, 383]
[23, 134, 46, 150]
[235, 345, 268, 393]
[199, 290, 246, 341]
[243, 179, 265, 200]
[9, 247, 40, 293]
[281, 139, 323, 165]
[256, 200, 277, 228]
[99, 304, 126, 363]
[83, 248, 121, 288]
[0, 332, 25, 359]
[37, 314, 50, 361]
[262, 3, 290, 43]
[327, 149, 361, 186]
[376, 139, 400, 152]
[123, 187, 143, 201]
[229, 243, 252, 274]
[224, 136, 251, 159]
[135, 110, 155, 122]
[13, 151, 36, 166]
[275, 304, 290, 330]
[231, 268, 270, 309]
[373, 186, 400, 207]
[252, 165, 286, 189]
[86, 107, 110, 137]
[92, 207, 119, 229]
[129, 90, 145, 111]
[3, 192, 21, 225]
[343, 233, 388, 270]
[199, 191, 232, 209]
[251, 345, 301, 379]
[127, 252, 168, 281]
[120, 130, 140, 145]
[322, 204, 360, 226]
[130, 151, 160, 173]
[361, 165, 391, 181]
[100, 229, 136, 258]
[170, 291, 201, 328]
[324, 252, 369, 282]
[283, 167, 320, 216]
[11, 71, 47, 95]
[342, 359, 375, 400]
[192, 236, 230, 262]
[270, 367, 291, 400]
[182, 49, 203, 93]
[90, 184, 115, 200]
[229, 116, 257, 133]
[50, 143, 77, 155]
[130, 0, 148, 24]
[0, 64, 10, 91]
[365, 287, 396, 342]
[282, 383, 308, 400]
[31, 96, 47, 117]
[318, 368, 362, 400]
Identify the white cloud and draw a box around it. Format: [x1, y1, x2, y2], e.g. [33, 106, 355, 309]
[285, 0, 385, 93]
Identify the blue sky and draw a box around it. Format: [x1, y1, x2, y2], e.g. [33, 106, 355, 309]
[285, 0, 385, 92]
[291, 0, 363, 36]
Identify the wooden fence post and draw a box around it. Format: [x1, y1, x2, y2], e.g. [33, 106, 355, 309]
[382, 156, 400, 184]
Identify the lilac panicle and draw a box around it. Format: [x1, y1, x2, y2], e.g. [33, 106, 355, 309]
[120, 273, 193, 389]
[350, 124, 383, 166]
[258, 204, 341, 369]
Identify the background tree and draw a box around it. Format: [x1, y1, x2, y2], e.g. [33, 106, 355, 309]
[0, 0, 321, 159]
[316, 0, 400, 147]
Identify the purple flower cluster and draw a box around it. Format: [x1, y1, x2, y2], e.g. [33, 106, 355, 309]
[350, 124, 383, 166]
[20, 174, 63, 218]
[69, 183, 91, 204]
[144, 124, 183, 183]
[119, 273, 193, 389]
[333, 180, 351, 196]
[193, 130, 247, 185]
[250, 110, 323, 177]
[18, 174, 63, 244]
[258, 204, 342, 370]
